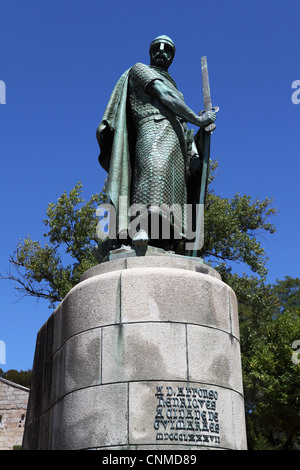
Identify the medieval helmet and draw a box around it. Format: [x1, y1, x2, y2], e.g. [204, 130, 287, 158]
[149, 35, 176, 57]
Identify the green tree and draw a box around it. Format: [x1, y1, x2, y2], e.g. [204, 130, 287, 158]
[201, 190, 276, 277]
[240, 277, 300, 449]
[0, 368, 32, 388]
[275, 276, 300, 312]
[1, 183, 108, 308]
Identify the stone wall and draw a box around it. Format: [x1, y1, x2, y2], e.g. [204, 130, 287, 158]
[0, 378, 29, 450]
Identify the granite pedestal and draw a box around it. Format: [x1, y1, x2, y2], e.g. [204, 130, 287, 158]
[22, 254, 247, 450]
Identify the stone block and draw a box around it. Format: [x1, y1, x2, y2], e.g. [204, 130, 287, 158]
[120, 267, 232, 334]
[187, 324, 243, 394]
[80, 258, 127, 281]
[102, 322, 187, 383]
[39, 329, 102, 413]
[50, 383, 128, 450]
[60, 270, 121, 345]
[231, 391, 248, 450]
[43, 347, 64, 412]
[229, 288, 240, 340]
[128, 381, 245, 450]
[62, 328, 101, 396]
[81, 255, 222, 281]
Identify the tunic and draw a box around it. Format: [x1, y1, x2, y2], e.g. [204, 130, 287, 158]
[128, 63, 189, 230]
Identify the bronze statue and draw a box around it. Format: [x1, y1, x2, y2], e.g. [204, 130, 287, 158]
[96, 35, 217, 254]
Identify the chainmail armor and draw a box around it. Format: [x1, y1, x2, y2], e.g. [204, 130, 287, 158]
[128, 63, 188, 230]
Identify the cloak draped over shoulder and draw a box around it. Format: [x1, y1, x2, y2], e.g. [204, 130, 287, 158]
[96, 69, 131, 235]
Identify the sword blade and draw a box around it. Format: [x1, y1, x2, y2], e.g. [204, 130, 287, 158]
[201, 56, 215, 132]
[188, 57, 212, 257]
[187, 56, 217, 257]
[201, 56, 212, 112]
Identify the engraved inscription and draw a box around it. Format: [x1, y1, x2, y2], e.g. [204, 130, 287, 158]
[153, 385, 220, 445]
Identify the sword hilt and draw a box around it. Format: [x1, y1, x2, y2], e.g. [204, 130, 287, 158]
[199, 106, 219, 132]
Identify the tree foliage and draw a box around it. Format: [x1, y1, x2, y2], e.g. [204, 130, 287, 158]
[1, 183, 108, 307]
[202, 190, 276, 277]
[0, 368, 32, 388]
[241, 277, 300, 449]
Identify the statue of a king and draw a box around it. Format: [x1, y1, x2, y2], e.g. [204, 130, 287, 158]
[96, 35, 216, 252]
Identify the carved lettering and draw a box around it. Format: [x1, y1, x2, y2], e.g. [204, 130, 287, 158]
[153, 385, 221, 446]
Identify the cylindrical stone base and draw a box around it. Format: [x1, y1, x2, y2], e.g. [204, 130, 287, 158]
[22, 255, 247, 450]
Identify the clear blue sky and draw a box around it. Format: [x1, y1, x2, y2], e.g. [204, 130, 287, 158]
[0, 0, 299, 372]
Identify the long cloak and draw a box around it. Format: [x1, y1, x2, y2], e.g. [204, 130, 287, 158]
[96, 69, 132, 236]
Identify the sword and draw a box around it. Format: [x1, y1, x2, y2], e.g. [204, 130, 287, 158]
[188, 56, 219, 257]
[200, 56, 219, 130]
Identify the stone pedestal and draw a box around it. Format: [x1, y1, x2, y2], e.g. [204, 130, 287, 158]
[22, 255, 247, 450]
